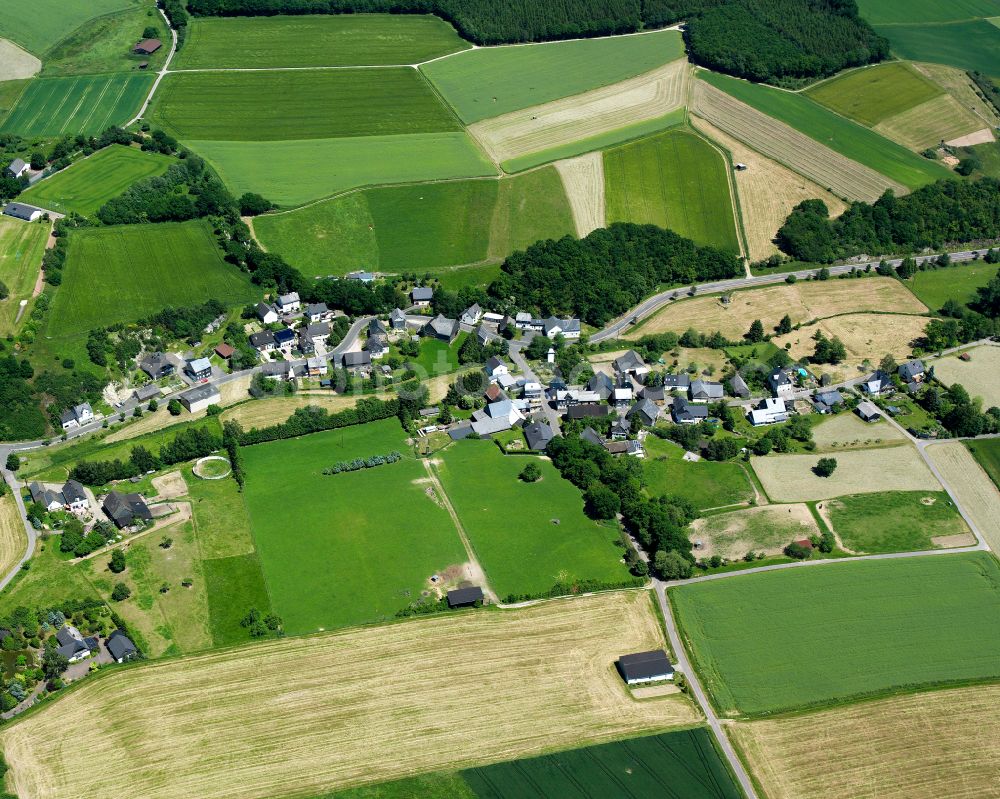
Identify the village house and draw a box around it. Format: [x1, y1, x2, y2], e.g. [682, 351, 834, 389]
[305, 303, 331, 323]
[255, 302, 279, 324]
[4, 159, 28, 179]
[460, 304, 483, 326]
[273, 327, 296, 354]
[541, 316, 581, 339]
[249, 330, 276, 353]
[748, 397, 788, 426]
[612, 386, 633, 408]
[342, 351, 372, 376]
[610, 416, 630, 441]
[767, 368, 795, 400]
[813, 390, 844, 414]
[185, 357, 212, 381]
[861, 370, 894, 396]
[672, 396, 708, 424]
[523, 421, 554, 451]
[276, 292, 300, 314]
[613, 350, 649, 379]
[62, 479, 89, 514]
[60, 402, 95, 431]
[588, 372, 615, 401]
[639, 385, 667, 404]
[856, 399, 882, 423]
[566, 404, 612, 420]
[29, 482, 64, 513]
[56, 625, 96, 663]
[106, 630, 138, 663]
[898, 359, 926, 386]
[470, 399, 524, 436]
[299, 322, 331, 353]
[262, 361, 294, 381]
[604, 439, 644, 457]
[662, 373, 691, 393]
[484, 356, 509, 381]
[475, 324, 499, 347]
[389, 308, 407, 330]
[132, 384, 161, 404]
[103, 491, 152, 529]
[178, 383, 220, 413]
[422, 314, 459, 343]
[689, 380, 724, 403]
[627, 397, 660, 427]
[410, 286, 433, 307]
[306, 356, 328, 378]
[728, 373, 751, 399]
[140, 351, 176, 380]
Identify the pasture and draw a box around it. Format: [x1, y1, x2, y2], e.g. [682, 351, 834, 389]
[643, 436, 754, 511]
[149, 70, 461, 141]
[733, 684, 1000, 799]
[698, 72, 952, 191]
[20, 145, 173, 217]
[908, 262, 999, 310]
[826, 491, 973, 553]
[423, 29, 684, 124]
[689, 504, 819, 562]
[432, 262, 501, 291]
[857, 0, 1000, 24]
[926, 441, 1000, 552]
[462, 727, 743, 799]
[604, 130, 739, 252]
[433, 441, 632, 599]
[933, 345, 1000, 405]
[0, 0, 133, 55]
[176, 14, 468, 69]
[46, 220, 257, 337]
[805, 63, 942, 127]
[191, 133, 497, 207]
[628, 278, 925, 341]
[241, 419, 468, 633]
[0, 591, 698, 799]
[672, 552, 1000, 716]
[0, 216, 47, 334]
[875, 20, 1000, 77]
[0, 74, 153, 136]
[751, 445, 939, 503]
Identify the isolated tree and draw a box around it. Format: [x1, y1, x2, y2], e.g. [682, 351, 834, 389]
[817, 267, 830, 281]
[142, 25, 159, 38]
[5, 453, 19, 472]
[108, 549, 126, 574]
[159, 536, 173, 549]
[776, 314, 793, 335]
[167, 399, 182, 416]
[813, 457, 838, 477]
[29, 151, 45, 170]
[111, 582, 131, 601]
[0, 278, 7, 300]
[147, 398, 158, 412]
[879, 354, 898, 375]
[653, 550, 692, 580]
[745, 319, 765, 343]
[519, 462, 541, 483]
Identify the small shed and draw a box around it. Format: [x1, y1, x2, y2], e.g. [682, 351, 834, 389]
[446, 586, 484, 608]
[856, 400, 881, 423]
[617, 650, 674, 684]
[133, 38, 162, 55]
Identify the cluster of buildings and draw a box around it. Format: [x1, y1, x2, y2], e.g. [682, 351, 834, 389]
[29, 479, 89, 515]
[56, 624, 138, 665]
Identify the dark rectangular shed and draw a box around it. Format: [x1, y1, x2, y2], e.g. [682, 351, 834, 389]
[617, 649, 674, 684]
[447, 586, 484, 608]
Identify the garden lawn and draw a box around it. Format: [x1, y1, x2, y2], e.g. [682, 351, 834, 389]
[966, 438, 1000, 490]
[202, 554, 273, 647]
[408, 334, 466, 378]
[827, 491, 971, 553]
[20, 145, 173, 217]
[434, 440, 632, 599]
[643, 437, 753, 511]
[0, 74, 153, 136]
[191, 133, 497, 207]
[604, 130, 739, 252]
[671, 552, 1000, 716]
[805, 63, 943, 127]
[857, 0, 1000, 24]
[46, 220, 256, 338]
[0, 0, 133, 55]
[699, 71, 952, 190]
[241, 419, 467, 633]
[907, 262, 999, 310]
[149, 69, 461, 141]
[875, 20, 1000, 76]
[0, 216, 47, 335]
[176, 14, 468, 69]
[423, 29, 683, 124]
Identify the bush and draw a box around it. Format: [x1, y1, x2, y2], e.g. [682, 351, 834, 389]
[168, 399, 182, 416]
[108, 550, 126, 573]
[519, 462, 541, 482]
[111, 583, 131, 601]
[813, 457, 838, 477]
[784, 541, 812, 559]
[653, 550, 692, 580]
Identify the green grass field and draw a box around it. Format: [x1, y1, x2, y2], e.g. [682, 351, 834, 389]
[487, 165, 575, 255]
[316, 773, 476, 799]
[46, 220, 256, 337]
[643, 437, 753, 511]
[857, 0, 1000, 24]
[191, 133, 497, 207]
[828, 491, 970, 553]
[0, 217, 47, 335]
[462, 728, 742, 799]
[0, 74, 153, 136]
[175, 14, 468, 69]
[241, 419, 467, 634]
[0, 0, 134, 55]
[149, 69, 460, 141]
[875, 20, 1000, 76]
[433, 263, 502, 291]
[672, 552, 1000, 716]
[907, 262, 999, 310]
[20, 145, 173, 217]
[966, 439, 1000, 490]
[434, 441, 632, 599]
[805, 63, 943, 127]
[423, 29, 684, 124]
[604, 130, 740, 252]
[700, 71, 953, 190]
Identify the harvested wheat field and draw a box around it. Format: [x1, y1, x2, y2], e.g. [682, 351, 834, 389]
[733, 684, 1000, 799]
[911, 62, 1000, 129]
[752, 445, 939, 502]
[926, 441, 1000, 552]
[773, 312, 928, 383]
[874, 93, 990, 152]
[691, 116, 846, 260]
[554, 152, 605, 236]
[0, 39, 39, 81]
[469, 59, 689, 164]
[932, 345, 1000, 406]
[628, 280, 925, 341]
[812, 413, 906, 451]
[1, 591, 696, 799]
[691, 81, 904, 202]
[689, 504, 818, 560]
[0, 495, 27, 580]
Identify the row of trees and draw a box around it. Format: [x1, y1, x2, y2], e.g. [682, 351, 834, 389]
[70, 426, 223, 485]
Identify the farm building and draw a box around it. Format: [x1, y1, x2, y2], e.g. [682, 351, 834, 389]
[566, 404, 612, 420]
[588, 372, 615, 400]
[133, 38, 162, 55]
[856, 400, 882, 423]
[178, 383, 220, 413]
[342, 351, 372, 375]
[106, 630, 138, 663]
[690, 380, 724, 402]
[729, 373, 751, 399]
[5, 159, 28, 179]
[133, 384, 161, 403]
[3, 202, 43, 222]
[140, 351, 175, 380]
[617, 650, 674, 684]
[447, 586, 484, 608]
[640, 385, 667, 404]
[103, 491, 152, 529]
[613, 350, 649, 378]
[261, 361, 293, 381]
[471, 399, 524, 436]
[673, 396, 708, 424]
[627, 397, 660, 426]
[423, 314, 459, 343]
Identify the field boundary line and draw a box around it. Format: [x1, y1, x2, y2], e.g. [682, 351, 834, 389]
[686, 122, 748, 265]
[127, 4, 178, 127]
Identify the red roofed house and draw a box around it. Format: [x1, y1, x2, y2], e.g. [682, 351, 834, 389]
[133, 39, 162, 55]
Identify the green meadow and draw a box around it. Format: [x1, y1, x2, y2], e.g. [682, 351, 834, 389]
[805, 63, 943, 127]
[423, 29, 684, 124]
[241, 419, 468, 634]
[874, 20, 1000, 77]
[0, 0, 133, 55]
[699, 71, 952, 189]
[857, 0, 1000, 24]
[604, 130, 740, 252]
[434, 441, 632, 599]
[672, 552, 1000, 716]
[0, 217, 48, 335]
[907, 262, 999, 310]
[20, 145, 173, 217]
[828, 491, 971, 553]
[175, 14, 469, 69]
[966, 439, 1000, 490]
[642, 437, 754, 511]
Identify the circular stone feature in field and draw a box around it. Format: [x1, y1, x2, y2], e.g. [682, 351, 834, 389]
[193, 456, 231, 480]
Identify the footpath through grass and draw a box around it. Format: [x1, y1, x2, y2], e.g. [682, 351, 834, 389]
[672, 552, 1000, 716]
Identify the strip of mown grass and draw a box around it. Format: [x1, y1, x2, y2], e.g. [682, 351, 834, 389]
[874, 20, 1000, 76]
[966, 438, 1000, 490]
[149, 69, 461, 141]
[699, 71, 952, 190]
[672, 552, 1000, 716]
[0, 216, 47, 335]
[20, 145, 173, 217]
[805, 63, 943, 127]
[827, 490, 971, 553]
[604, 129, 740, 252]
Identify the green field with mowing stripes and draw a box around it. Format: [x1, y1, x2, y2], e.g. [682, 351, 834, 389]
[874, 20, 1000, 77]
[175, 14, 469, 69]
[604, 129, 740, 252]
[699, 71, 952, 190]
[805, 63, 943, 127]
[149, 69, 461, 141]
[46, 220, 257, 337]
[422, 29, 684, 124]
[20, 145, 173, 217]
[0, 0, 134, 55]
[857, 0, 1000, 25]
[192, 133, 497, 207]
[0, 74, 153, 136]
[0, 217, 48, 335]
[672, 552, 1000, 716]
